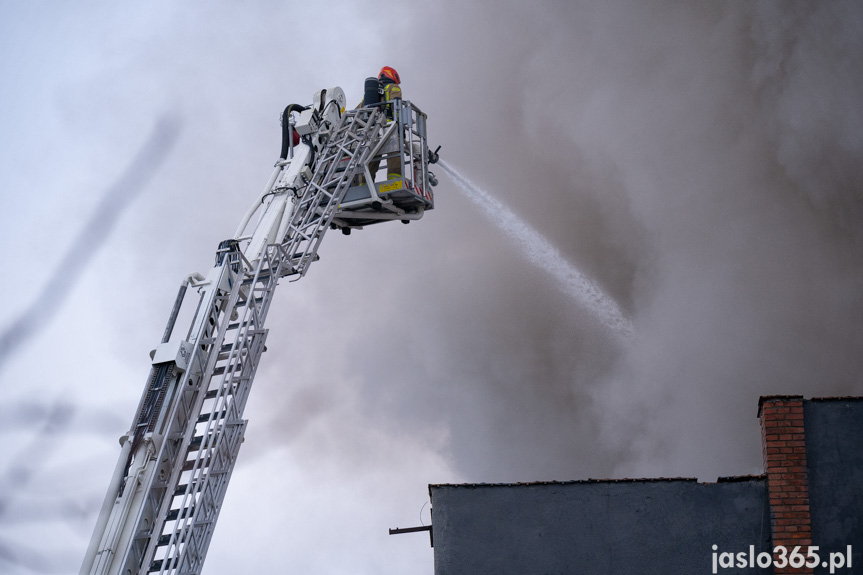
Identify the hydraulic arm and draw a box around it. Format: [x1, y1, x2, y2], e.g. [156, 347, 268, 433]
[80, 86, 436, 575]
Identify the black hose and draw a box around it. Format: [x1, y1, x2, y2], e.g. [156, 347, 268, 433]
[322, 98, 343, 118]
[302, 134, 315, 167]
[280, 104, 308, 159]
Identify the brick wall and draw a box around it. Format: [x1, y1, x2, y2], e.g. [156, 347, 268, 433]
[759, 395, 813, 574]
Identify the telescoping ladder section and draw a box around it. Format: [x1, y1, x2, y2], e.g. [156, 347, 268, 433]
[281, 105, 388, 277]
[123, 105, 388, 575]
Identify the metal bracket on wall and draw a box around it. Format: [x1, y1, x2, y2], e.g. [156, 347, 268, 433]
[388, 525, 433, 547]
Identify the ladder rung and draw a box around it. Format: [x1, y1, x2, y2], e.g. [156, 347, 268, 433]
[204, 386, 236, 400]
[182, 459, 200, 471]
[187, 432, 220, 454]
[197, 410, 227, 424]
[189, 435, 213, 452]
[165, 505, 195, 521]
[212, 363, 242, 376]
[241, 273, 272, 286]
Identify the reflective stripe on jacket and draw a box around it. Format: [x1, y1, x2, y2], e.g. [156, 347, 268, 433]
[383, 82, 401, 101]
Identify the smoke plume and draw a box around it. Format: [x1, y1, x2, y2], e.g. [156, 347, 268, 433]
[326, 0, 863, 481]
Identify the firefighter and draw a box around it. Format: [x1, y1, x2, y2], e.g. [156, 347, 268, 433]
[378, 66, 402, 113]
[357, 66, 402, 109]
[378, 66, 403, 178]
[359, 66, 403, 182]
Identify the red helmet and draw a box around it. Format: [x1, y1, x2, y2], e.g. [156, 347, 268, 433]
[379, 66, 400, 84]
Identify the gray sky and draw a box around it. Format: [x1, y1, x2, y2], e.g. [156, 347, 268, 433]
[1, 1, 862, 573]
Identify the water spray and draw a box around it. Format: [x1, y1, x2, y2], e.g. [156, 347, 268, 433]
[438, 160, 634, 340]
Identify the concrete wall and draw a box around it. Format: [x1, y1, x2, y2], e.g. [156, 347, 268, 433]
[805, 399, 863, 574]
[431, 478, 771, 575]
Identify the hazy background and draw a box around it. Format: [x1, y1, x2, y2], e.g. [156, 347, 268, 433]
[1, 1, 861, 573]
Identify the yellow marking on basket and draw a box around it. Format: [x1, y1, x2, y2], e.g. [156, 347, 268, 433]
[379, 180, 403, 193]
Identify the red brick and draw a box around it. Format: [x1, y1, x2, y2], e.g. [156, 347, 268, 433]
[760, 397, 813, 559]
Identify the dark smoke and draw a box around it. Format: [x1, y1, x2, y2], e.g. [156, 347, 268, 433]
[259, 0, 863, 483]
